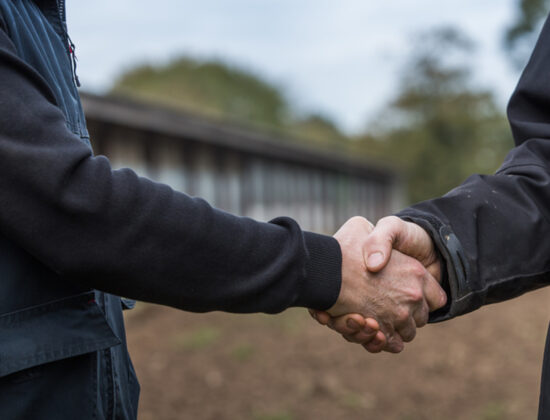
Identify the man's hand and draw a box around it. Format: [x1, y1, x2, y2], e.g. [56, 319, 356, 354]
[312, 216, 446, 352]
[365, 216, 441, 281]
[309, 310, 388, 352]
[323, 216, 446, 353]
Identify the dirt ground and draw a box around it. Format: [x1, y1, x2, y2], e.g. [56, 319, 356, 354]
[125, 287, 550, 420]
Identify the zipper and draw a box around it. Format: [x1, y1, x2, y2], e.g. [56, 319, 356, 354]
[67, 35, 81, 87]
[57, 0, 81, 87]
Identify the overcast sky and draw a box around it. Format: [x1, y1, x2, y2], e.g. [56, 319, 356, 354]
[67, 0, 522, 133]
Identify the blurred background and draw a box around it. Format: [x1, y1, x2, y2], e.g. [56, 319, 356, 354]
[70, 1, 550, 418]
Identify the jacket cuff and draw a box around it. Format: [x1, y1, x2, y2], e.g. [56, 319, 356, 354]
[397, 209, 481, 323]
[294, 232, 342, 310]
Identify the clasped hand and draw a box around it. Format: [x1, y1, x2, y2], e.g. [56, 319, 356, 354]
[310, 216, 447, 353]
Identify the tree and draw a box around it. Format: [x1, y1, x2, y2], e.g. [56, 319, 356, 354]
[112, 58, 292, 130]
[111, 57, 346, 150]
[289, 114, 346, 146]
[356, 28, 513, 203]
[504, 0, 550, 68]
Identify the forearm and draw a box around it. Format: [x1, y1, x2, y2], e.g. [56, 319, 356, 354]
[0, 27, 341, 314]
[398, 139, 550, 321]
[397, 11, 550, 321]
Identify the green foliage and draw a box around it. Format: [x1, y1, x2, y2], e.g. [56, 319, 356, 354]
[289, 113, 346, 145]
[479, 401, 508, 420]
[113, 27, 515, 205]
[230, 343, 255, 362]
[504, 0, 550, 68]
[356, 28, 513, 204]
[113, 58, 291, 129]
[172, 326, 221, 350]
[112, 57, 346, 150]
[252, 411, 294, 420]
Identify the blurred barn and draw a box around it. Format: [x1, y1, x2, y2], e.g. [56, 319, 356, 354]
[82, 93, 403, 233]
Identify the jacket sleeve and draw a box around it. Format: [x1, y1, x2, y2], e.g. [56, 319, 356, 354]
[396, 15, 550, 322]
[0, 21, 341, 314]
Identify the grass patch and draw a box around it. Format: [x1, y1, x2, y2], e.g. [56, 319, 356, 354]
[258, 308, 309, 335]
[340, 392, 365, 410]
[230, 343, 255, 362]
[479, 401, 507, 420]
[172, 327, 221, 350]
[252, 410, 294, 420]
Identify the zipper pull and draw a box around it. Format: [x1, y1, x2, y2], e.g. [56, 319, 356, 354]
[68, 36, 81, 87]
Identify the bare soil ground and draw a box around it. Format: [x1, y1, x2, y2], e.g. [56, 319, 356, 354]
[125, 287, 550, 420]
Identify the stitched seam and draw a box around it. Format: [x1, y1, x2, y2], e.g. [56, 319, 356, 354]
[91, 351, 98, 420]
[452, 268, 550, 304]
[496, 162, 548, 174]
[1, 339, 118, 369]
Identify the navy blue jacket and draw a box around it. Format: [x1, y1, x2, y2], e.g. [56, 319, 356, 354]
[398, 13, 550, 420]
[0, 1, 342, 419]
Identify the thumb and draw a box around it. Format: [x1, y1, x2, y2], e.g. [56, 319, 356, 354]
[365, 216, 433, 272]
[364, 216, 404, 272]
[364, 231, 393, 273]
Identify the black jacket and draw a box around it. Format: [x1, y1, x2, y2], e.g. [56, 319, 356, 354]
[0, 1, 341, 418]
[398, 13, 550, 420]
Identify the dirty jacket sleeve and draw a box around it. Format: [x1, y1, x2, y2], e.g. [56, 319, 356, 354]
[0, 18, 342, 314]
[397, 16, 550, 322]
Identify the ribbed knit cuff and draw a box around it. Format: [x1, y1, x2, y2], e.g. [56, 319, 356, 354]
[294, 232, 342, 310]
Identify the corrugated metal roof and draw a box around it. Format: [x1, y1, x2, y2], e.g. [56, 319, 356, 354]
[81, 92, 399, 181]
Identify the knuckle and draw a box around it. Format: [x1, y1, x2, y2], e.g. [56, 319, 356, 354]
[346, 216, 373, 235]
[385, 339, 404, 353]
[409, 261, 427, 278]
[354, 332, 371, 343]
[407, 287, 424, 303]
[401, 334, 412, 344]
[364, 341, 382, 353]
[386, 216, 404, 235]
[379, 215, 399, 228]
[416, 313, 428, 328]
[348, 216, 368, 226]
[420, 309, 430, 326]
[395, 307, 411, 324]
[401, 328, 417, 342]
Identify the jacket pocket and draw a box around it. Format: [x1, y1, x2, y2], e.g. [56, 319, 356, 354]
[0, 291, 121, 378]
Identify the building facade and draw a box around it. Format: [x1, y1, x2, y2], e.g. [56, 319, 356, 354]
[83, 93, 403, 234]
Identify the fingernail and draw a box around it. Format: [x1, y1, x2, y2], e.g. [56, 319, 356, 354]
[367, 252, 384, 268]
[346, 318, 359, 329]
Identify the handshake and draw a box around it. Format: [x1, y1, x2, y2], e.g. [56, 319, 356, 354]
[310, 216, 447, 353]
